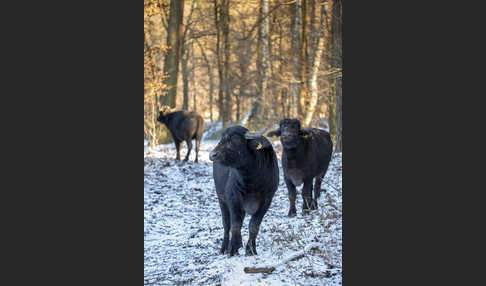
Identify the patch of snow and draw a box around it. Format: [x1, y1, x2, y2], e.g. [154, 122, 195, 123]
[144, 140, 342, 285]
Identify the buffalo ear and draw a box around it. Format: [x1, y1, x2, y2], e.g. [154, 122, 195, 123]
[248, 137, 272, 151]
[159, 105, 172, 115]
[266, 129, 281, 137]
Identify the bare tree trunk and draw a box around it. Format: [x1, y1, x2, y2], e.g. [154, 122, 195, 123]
[192, 45, 197, 111]
[307, 0, 317, 92]
[309, 0, 316, 55]
[276, 24, 286, 120]
[299, 0, 308, 119]
[196, 39, 214, 122]
[215, 0, 231, 127]
[144, 31, 160, 146]
[180, 1, 196, 111]
[151, 95, 157, 147]
[290, 0, 301, 119]
[223, 0, 231, 126]
[236, 92, 241, 122]
[209, 68, 214, 122]
[303, 2, 325, 127]
[181, 48, 189, 110]
[332, 0, 343, 152]
[161, 0, 184, 108]
[260, 0, 270, 123]
[255, 2, 263, 123]
[215, 0, 224, 122]
[336, 77, 342, 151]
[323, 0, 334, 134]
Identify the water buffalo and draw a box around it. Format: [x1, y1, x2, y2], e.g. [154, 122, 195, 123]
[210, 126, 279, 256]
[157, 106, 205, 162]
[267, 118, 333, 216]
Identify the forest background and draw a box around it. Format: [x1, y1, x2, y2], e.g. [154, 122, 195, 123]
[144, 0, 342, 152]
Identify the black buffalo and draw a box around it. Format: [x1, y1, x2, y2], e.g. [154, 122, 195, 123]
[157, 106, 205, 162]
[209, 126, 279, 256]
[267, 118, 333, 217]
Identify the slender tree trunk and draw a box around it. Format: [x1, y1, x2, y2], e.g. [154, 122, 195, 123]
[144, 32, 160, 145]
[223, 0, 231, 126]
[209, 68, 214, 121]
[290, 0, 302, 119]
[196, 39, 214, 122]
[303, 2, 325, 127]
[236, 92, 241, 122]
[182, 48, 189, 110]
[255, 2, 263, 122]
[278, 23, 287, 118]
[307, 0, 316, 91]
[261, 0, 270, 122]
[206, 54, 214, 121]
[161, 0, 184, 108]
[180, 0, 196, 111]
[299, 0, 308, 119]
[328, 94, 336, 136]
[144, 32, 157, 108]
[268, 1, 277, 122]
[332, 0, 343, 152]
[215, 0, 224, 122]
[151, 95, 157, 146]
[192, 46, 197, 111]
[215, 0, 231, 127]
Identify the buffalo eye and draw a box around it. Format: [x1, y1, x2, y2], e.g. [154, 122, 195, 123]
[231, 135, 242, 146]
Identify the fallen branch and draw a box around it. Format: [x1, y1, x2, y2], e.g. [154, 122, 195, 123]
[243, 266, 276, 274]
[244, 242, 321, 274]
[321, 180, 341, 192]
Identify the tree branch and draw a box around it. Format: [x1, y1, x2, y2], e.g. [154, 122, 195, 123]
[243, 242, 321, 274]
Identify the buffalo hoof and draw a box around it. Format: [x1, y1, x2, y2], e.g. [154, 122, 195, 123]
[245, 245, 257, 256]
[302, 199, 313, 211]
[310, 200, 318, 210]
[228, 240, 241, 256]
[229, 248, 239, 257]
[288, 208, 297, 217]
[183, 157, 189, 162]
[220, 243, 228, 254]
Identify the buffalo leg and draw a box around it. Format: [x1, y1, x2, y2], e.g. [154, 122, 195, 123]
[302, 178, 314, 213]
[315, 162, 330, 196]
[184, 139, 192, 161]
[218, 199, 231, 254]
[284, 176, 297, 217]
[194, 139, 201, 163]
[313, 171, 326, 208]
[174, 140, 182, 161]
[228, 207, 245, 256]
[246, 201, 271, 256]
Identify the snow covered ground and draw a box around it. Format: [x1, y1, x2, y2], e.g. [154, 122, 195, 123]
[144, 139, 342, 285]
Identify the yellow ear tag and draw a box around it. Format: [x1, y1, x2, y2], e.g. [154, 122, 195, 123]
[256, 142, 263, 150]
[303, 135, 309, 140]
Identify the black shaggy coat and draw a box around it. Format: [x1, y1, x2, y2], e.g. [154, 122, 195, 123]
[157, 109, 205, 162]
[210, 126, 279, 256]
[268, 119, 333, 216]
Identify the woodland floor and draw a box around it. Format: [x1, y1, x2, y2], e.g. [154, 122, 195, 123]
[144, 139, 342, 285]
